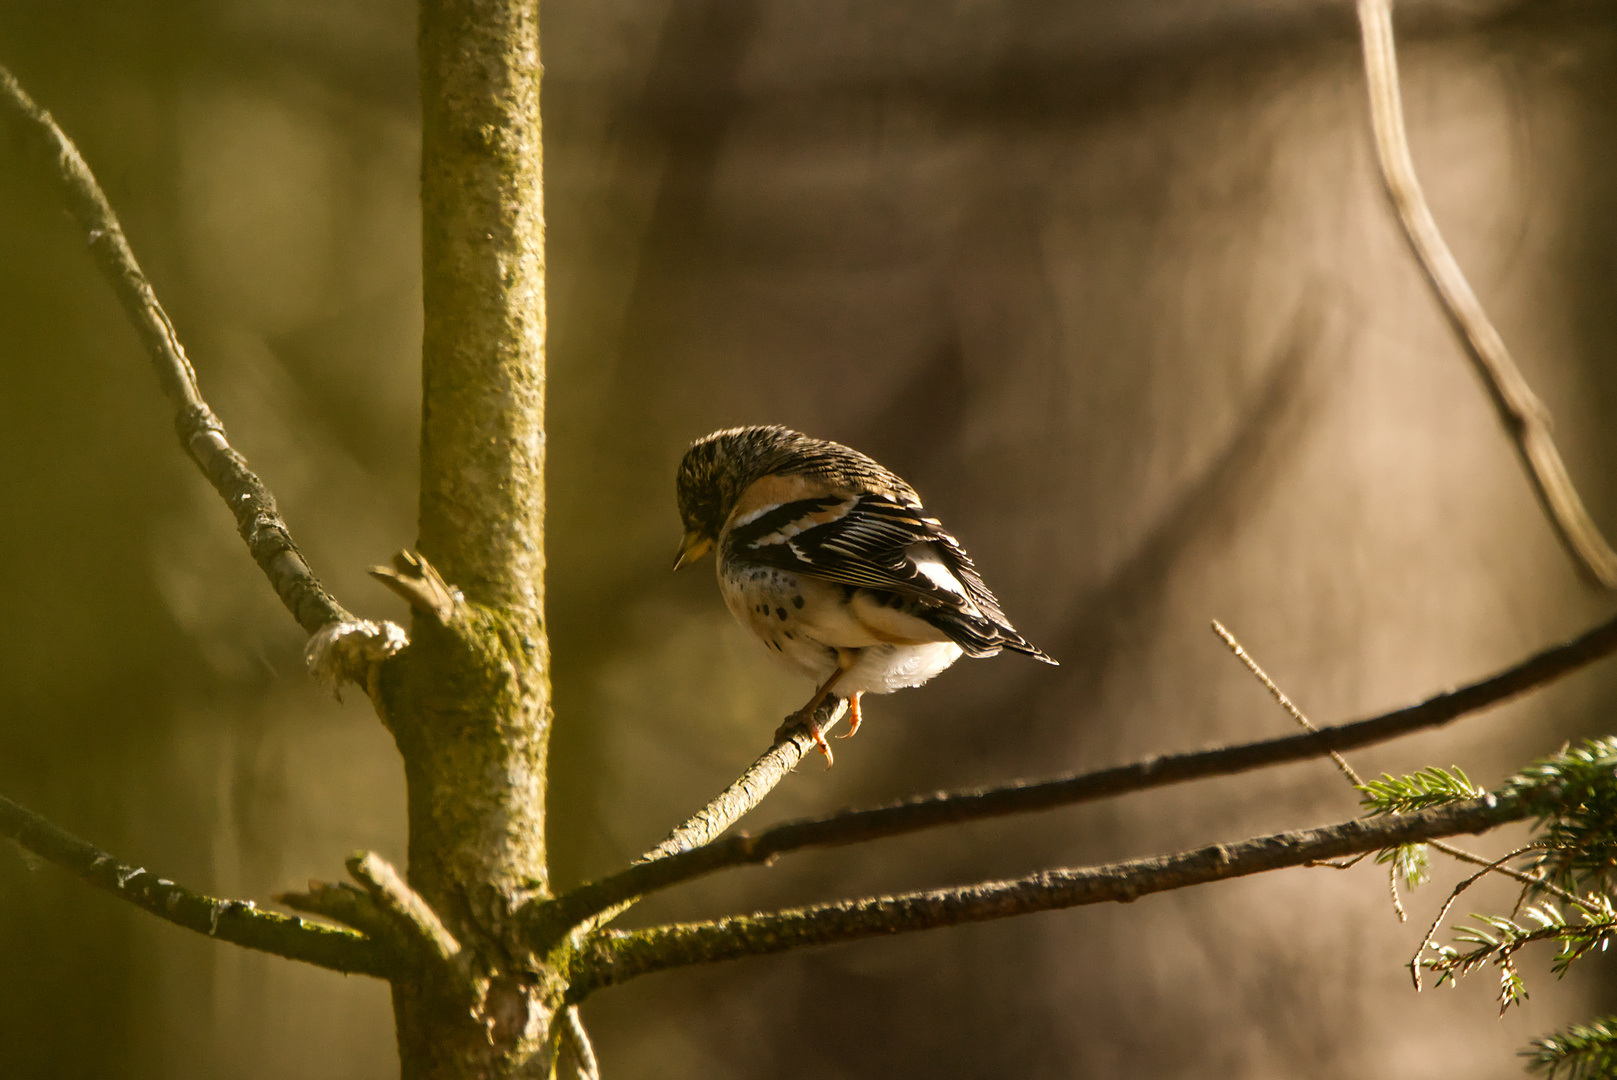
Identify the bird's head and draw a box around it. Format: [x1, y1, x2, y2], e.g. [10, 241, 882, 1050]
[673, 425, 809, 569]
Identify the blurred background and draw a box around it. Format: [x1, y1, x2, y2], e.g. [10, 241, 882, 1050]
[3, 0, 1617, 1076]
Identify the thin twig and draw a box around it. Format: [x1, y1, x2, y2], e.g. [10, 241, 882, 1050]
[0, 64, 352, 632]
[0, 791, 389, 978]
[1410, 842, 1552, 991]
[1211, 620, 1362, 784]
[567, 794, 1523, 999]
[524, 699, 846, 947]
[1356, 0, 1617, 588]
[1210, 620, 1410, 911]
[526, 609, 1617, 949]
[1427, 840, 1586, 912]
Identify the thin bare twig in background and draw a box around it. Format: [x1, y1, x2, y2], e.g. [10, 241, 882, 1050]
[0, 791, 389, 978]
[524, 610, 1617, 950]
[0, 64, 353, 632]
[1356, 0, 1617, 588]
[1212, 619, 1363, 785]
[567, 794, 1522, 999]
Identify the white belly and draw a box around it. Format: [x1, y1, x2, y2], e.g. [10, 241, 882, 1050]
[717, 560, 964, 695]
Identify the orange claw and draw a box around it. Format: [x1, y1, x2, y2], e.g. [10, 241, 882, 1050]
[811, 722, 834, 768]
[836, 692, 864, 739]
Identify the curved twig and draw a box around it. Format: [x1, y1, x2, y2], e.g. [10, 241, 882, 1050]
[567, 794, 1522, 998]
[1, 791, 389, 978]
[526, 609, 1617, 948]
[0, 64, 352, 632]
[1356, 0, 1617, 588]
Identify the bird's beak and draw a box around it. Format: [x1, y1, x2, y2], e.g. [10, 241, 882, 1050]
[673, 530, 714, 570]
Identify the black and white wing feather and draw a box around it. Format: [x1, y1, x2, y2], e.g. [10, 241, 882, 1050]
[726, 493, 1055, 662]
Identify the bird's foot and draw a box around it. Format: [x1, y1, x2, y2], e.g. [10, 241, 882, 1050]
[774, 699, 843, 768]
[834, 692, 864, 740]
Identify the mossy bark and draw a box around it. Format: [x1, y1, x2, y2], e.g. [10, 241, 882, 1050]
[386, 1, 554, 1076]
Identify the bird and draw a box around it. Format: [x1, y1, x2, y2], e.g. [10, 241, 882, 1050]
[673, 424, 1056, 764]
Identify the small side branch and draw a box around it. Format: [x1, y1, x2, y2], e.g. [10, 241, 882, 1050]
[1, 791, 389, 978]
[0, 64, 352, 632]
[1356, 0, 1617, 588]
[645, 698, 848, 863]
[568, 794, 1522, 998]
[346, 851, 462, 965]
[279, 853, 460, 977]
[528, 610, 1617, 946]
[524, 699, 845, 947]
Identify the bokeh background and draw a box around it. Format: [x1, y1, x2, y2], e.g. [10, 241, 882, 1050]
[3, 0, 1617, 1076]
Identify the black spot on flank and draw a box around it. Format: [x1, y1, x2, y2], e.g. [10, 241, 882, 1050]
[775, 607, 787, 620]
[792, 595, 804, 609]
[772, 640, 782, 651]
[784, 631, 794, 640]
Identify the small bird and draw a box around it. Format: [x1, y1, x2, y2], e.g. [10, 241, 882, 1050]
[674, 425, 1056, 764]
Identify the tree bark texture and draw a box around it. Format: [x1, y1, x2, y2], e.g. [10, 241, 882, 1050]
[386, 1, 553, 1076]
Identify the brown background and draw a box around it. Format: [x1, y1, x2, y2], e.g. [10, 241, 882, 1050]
[3, 1, 1617, 1076]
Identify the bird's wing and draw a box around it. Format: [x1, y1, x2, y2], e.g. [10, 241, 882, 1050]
[724, 492, 1054, 662]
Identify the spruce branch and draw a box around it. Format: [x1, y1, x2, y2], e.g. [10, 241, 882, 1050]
[1405, 739, 1617, 1013]
[0, 64, 354, 634]
[1, 791, 389, 978]
[1525, 1017, 1617, 1080]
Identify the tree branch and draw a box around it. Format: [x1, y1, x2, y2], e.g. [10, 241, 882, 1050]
[1356, 0, 1617, 588]
[527, 610, 1617, 948]
[1, 791, 390, 978]
[0, 63, 352, 633]
[276, 880, 401, 941]
[524, 699, 846, 948]
[346, 851, 462, 966]
[567, 794, 1522, 998]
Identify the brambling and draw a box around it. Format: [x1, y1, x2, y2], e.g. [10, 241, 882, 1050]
[674, 425, 1056, 764]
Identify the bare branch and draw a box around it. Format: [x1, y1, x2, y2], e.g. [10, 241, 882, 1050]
[1, 791, 389, 978]
[1356, 0, 1617, 588]
[370, 550, 462, 625]
[346, 851, 462, 966]
[646, 697, 849, 863]
[0, 63, 352, 633]
[567, 794, 1522, 998]
[557, 1006, 601, 1080]
[525, 699, 847, 947]
[275, 880, 400, 940]
[527, 610, 1617, 948]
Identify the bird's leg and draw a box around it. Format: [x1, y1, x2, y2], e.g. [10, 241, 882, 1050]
[776, 650, 860, 766]
[836, 691, 865, 740]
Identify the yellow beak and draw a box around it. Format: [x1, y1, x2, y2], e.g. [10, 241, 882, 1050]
[672, 530, 714, 570]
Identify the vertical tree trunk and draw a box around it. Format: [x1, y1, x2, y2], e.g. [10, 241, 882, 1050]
[389, 1, 552, 1076]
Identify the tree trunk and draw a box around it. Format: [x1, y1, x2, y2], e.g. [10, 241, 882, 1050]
[388, 1, 553, 1075]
